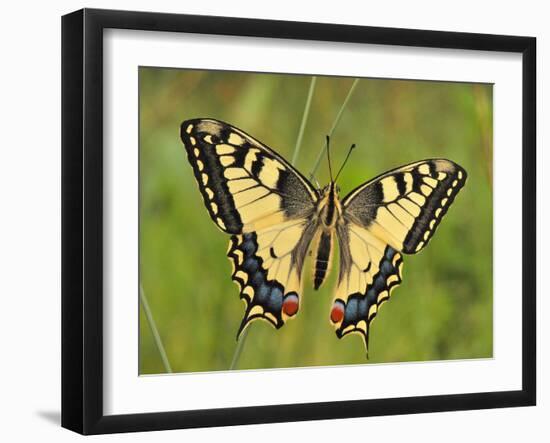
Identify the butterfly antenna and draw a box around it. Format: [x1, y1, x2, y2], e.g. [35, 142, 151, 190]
[326, 135, 334, 182]
[334, 143, 356, 183]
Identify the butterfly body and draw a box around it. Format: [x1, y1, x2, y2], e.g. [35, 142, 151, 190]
[180, 118, 467, 356]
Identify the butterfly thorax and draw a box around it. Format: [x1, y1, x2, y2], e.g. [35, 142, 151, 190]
[317, 182, 343, 229]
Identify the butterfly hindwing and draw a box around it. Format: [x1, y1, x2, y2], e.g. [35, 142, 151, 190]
[331, 222, 403, 352]
[227, 220, 317, 336]
[342, 159, 467, 254]
[181, 118, 319, 333]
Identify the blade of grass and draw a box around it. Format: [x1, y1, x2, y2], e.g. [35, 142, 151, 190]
[473, 84, 493, 191]
[228, 76, 317, 370]
[140, 285, 173, 373]
[229, 327, 250, 370]
[291, 76, 317, 165]
[309, 78, 360, 179]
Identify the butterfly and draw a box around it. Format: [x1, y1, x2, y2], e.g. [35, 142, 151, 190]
[180, 118, 467, 356]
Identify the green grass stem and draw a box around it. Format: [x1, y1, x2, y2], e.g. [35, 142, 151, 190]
[140, 285, 173, 373]
[309, 78, 360, 179]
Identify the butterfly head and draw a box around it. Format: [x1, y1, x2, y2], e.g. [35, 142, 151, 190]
[321, 183, 341, 196]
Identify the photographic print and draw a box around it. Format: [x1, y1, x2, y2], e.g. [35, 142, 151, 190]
[139, 68, 493, 374]
[62, 10, 535, 433]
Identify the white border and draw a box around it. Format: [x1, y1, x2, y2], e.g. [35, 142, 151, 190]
[104, 29, 523, 415]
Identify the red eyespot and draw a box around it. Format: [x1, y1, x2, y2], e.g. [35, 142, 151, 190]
[282, 295, 299, 316]
[330, 301, 345, 323]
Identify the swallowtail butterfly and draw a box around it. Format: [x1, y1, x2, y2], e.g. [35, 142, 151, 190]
[181, 118, 467, 356]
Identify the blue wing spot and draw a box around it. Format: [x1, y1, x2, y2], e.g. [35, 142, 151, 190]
[241, 235, 256, 255]
[380, 259, 394, 276]
[255, 283, 270, 303]
[243, 258, 259, 273]
[358, 297, 368, 318]
[344, 298, 359, 323]
[366, 288, 377, 305]
[373, 275, 386, 292]
[267, 286, 283, 311]
[385, 246, 396, 260]
[251, 271, 264, 288]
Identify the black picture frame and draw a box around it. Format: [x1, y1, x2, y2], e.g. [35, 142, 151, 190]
[61, 8, 536, 435]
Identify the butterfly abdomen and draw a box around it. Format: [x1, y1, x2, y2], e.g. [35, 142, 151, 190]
[313, 231, 333, 290]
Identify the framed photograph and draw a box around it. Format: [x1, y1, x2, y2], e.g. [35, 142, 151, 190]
[62, 8, 536, 434]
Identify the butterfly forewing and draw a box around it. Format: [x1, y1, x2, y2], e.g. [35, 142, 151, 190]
[181, 118, 318, 233]
[342, 159, 467, 254]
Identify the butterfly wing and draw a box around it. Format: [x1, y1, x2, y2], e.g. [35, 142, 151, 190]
[331, 159, 467, 352]
[180, 118, 318, 335]
[331, 223, 404, 353]
[181, 118, 318, 233]
[228, 221, 317, 336]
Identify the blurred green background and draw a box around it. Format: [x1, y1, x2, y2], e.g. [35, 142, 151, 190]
[139, 68, 493, 374]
